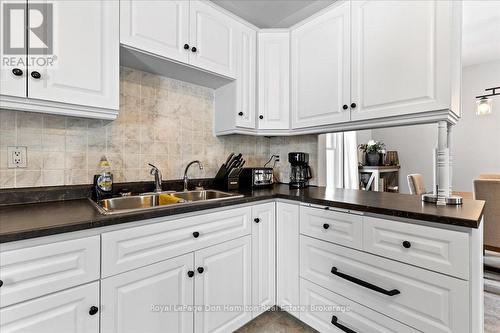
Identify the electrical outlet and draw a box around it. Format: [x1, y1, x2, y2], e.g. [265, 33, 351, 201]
[7, 146, 27, 168]
[275, 155, 280, 162]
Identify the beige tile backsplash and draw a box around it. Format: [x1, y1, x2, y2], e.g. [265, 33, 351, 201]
[0, 67, 318, 188]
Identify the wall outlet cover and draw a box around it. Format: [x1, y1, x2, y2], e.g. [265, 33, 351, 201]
[7, 146, 27, 168]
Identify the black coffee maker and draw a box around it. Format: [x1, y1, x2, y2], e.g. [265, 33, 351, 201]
[288, 152, 312, 188]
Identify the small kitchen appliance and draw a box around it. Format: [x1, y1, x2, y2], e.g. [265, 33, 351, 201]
[288, 152, 312, 188]
[240, 167, 274, 188]
[92, 156, 113, 201]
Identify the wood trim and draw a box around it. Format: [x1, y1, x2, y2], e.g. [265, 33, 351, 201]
[485, 245, 500, 253]
[484, 264, 500, 274]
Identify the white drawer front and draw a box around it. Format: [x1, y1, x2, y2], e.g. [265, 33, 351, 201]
[0, 282, 99, 333]
[0, 236, 100, 307]
[300, 278, 418, 333]
[363, 216, 469, 279]
[300, 206, 363, 250]
[300, 236, 469, 333]
[102, 207, 251, 277]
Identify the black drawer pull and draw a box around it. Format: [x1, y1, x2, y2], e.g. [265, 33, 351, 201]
[193, 231, 200, 238]
[331, 267, 400, 296]
[402, 240, 411, 248]
[323, 223, 330, 229]
[331, 315, 357, 333]
[89, 306, 99, 316]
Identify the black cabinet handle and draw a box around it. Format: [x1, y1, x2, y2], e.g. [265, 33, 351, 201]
[187, 270, 195, 278]
[89, 306, 99, 316]
[342, 104, 348, 110]
[31, 71, 41, 79]
[350, 103, 357, 109]
[0, 280, 3, 287]
[324, 206, 330, 210]
[193, 231, 200, 238]
[331, 315, 357, 333]
[184, 43, 190, 50]
[238, 111, 244, 116]
[331, 267, 400, 296]
[197, 267, 204, 274]
[323, 223, 330, 230]
[259, 115, 264, 120]
[191, 46, 197, 52]
[254, 218, 260, 223]
[12, 68, 23, 76]
[402, 240, 411, 248]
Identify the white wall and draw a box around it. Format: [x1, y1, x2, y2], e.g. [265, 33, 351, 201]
[368, 60, 500, 193]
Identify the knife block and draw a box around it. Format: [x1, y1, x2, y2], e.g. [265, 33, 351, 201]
[213, 168, 240, 191]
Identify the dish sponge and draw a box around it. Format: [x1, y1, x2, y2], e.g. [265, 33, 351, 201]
[159, 194, 184, 205]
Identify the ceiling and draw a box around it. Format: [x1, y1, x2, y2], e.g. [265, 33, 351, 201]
[212, 0, 500, 67]
[211, 0, 335, 28]
[462, 0, 500, 67]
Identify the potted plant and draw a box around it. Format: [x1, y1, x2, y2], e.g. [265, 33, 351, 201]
[358, 140, 385, 166]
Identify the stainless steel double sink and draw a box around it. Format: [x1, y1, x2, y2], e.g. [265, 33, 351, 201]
[91, 190, 244, 215]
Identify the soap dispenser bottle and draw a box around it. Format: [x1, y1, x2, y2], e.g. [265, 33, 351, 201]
[92, 156, 113, 201]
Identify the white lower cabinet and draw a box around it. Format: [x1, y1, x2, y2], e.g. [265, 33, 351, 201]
[300, 235, 469, 333]
[276, 202, 300, 317]
[101, 254, 194, 333]
[194, 236, 252, 333]
[251, 203, 276, 317]
[0, 282, 99, 333]
[300, 279, 418, 333]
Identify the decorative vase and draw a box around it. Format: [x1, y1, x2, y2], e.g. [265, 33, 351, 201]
[366, 153, 380, 166]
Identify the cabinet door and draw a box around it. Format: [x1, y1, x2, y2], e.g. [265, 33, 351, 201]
[0, 282, 99, 333]
[276, 202, 299, 318]
[351, 0, 452, 120]
[257, 32, 290, 130]
[189, 0, 237, 78]
[27, 0, 119, 110]
[194, 236, 251, 333]
[0, 0, 26, 98]
[120, 0, 189, 64]
[235, 23, 256, 129]
[101, 253, 194, 333]
[251, 202, 276, 317]
[291, 0, 350, 129]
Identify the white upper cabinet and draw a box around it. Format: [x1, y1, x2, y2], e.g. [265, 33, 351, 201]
[0, 0, 26, 99]
[120, 0, 190, 64]
[0, 0, 119, 119]
[189, 0, 237, 78]
[28, 0, 119, 110]
[235, 23, 257, 129]
[291, 0, 351, 129]
[350, 0, 460, 121]
[257, 31, 290, 130]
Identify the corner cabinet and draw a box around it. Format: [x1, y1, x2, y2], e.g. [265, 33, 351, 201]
[257, 31, 290, 130]
[0, 0, 119, 120]
[350, 0, 462, 121]
[291, 0, 351, 129]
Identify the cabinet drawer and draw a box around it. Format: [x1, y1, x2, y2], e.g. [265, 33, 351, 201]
[300, 206, 363, 250]
[0, 282, 99, 333]
[0, 236, 100, 307]
[300, 236, 469, 333]
[300, 279, 418, 333]
[363, 216, 469, 279]
[102, 207, 251, 277]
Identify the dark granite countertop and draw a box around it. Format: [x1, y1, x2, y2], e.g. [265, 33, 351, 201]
[0, 184, 485, 243]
